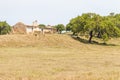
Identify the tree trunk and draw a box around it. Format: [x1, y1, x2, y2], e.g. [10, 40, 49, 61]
[89, 31, 93, 43]
[0, 27, 1, 35]
[0, 26, 5, 35]
[97, 31, 101, 38]
[73, 32, 75, 35]
[59, 31, 62, 34]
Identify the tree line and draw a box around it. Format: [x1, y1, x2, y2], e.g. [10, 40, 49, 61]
[39, 24, 65, 34]
[66, 13, 120, 43]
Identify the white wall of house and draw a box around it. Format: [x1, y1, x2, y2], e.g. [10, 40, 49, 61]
[43, 28, 53, 34]
[26, 27, 33, 34]
[33, 27, 42, 32]
[26, 27, 44, 34]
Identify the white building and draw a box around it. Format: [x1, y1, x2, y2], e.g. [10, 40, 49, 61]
[12, 21, 56, 34]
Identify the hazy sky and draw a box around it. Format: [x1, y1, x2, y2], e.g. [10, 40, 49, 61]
[0, 0, 120, 25]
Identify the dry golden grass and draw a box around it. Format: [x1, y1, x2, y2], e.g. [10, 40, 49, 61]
[0, 34, 84, 48]
[0, 34, 120, 80]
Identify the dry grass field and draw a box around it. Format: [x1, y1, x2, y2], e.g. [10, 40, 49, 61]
[0, 34, 120, 80]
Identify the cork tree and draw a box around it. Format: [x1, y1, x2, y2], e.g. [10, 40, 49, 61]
[67, 13, 120, 43]
[0, 21, 11, 35]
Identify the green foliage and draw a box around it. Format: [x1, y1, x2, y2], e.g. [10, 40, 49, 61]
[68, 13, 120, 43]
[0, 21, 11, 35]
[55, 24, 65, 34]
[102, 33, 109, 43]
[66, 24, 72, 31]
[39, 24, 46, 28]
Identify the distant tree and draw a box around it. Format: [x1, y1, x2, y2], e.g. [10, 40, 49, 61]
[0, 21, 11, 35]
[109, 12, 115, 16]
[55, 24, 65, 34]
[39, 24, 46, 28]
[66, 24, 72, 31]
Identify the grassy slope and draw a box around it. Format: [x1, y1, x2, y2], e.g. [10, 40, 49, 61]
[0, 34, 120, 80]
[0, 34, 84, 48]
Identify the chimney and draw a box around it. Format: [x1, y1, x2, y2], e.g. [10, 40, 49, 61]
[33, 20, 38, 26]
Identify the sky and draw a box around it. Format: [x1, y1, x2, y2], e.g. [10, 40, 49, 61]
[0, 0, 120, 26]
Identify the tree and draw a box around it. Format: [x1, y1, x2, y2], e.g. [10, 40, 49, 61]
[0, 21, 11, 35]
[68, 12, 120, 43]
[114, 14, 120, 28]
[109, 12, 115, 16]
[67, 16, 86, 36]
[99, 17, 120, 43]
[82, 13, 98, 43]
[66, 24, 72, 31]
[55, 24, 65, 34]
[68, 13, 102, 42]
[39, 24, 46, 28]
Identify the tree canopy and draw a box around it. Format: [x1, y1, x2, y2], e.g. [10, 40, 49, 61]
[39, 24, 46, 28]
[0, 21, 11, 35]
[67, 13, 120, 43]
[55, 24, 65, 34]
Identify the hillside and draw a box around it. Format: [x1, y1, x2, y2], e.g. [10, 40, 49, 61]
[0, 34, 84, 48]
[0, 34, 120, 48]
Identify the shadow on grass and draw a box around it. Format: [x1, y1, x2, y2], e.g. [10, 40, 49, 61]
[71, 35, 117, 46]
